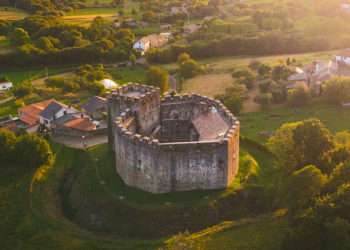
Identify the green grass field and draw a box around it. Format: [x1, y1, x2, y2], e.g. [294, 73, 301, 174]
[240, 102, 350, 143]
[0, 67, 73, 85]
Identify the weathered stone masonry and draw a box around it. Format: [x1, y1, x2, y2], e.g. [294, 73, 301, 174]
[108, 83, 240, 193]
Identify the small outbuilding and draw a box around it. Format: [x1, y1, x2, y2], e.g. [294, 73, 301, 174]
[0, 78, 13, 92]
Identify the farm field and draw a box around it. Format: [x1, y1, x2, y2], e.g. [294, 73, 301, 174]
[63, 8, 119, 26]
[0, 7, 27, 20]
[182, 73, 233, 97]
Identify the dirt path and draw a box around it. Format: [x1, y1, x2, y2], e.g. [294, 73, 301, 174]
[31, 72, 74, 86]
[0, 96, 14, 105]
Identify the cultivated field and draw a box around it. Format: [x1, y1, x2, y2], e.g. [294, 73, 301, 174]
[182, 73, 233, 97]
[0, 7, 27, 20]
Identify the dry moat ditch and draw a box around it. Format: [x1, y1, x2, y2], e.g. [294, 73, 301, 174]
[57, 143, 276, 239]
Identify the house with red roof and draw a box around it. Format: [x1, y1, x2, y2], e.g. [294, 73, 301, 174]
[18, 99, 55, 133]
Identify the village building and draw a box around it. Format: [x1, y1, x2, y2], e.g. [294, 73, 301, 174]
[17, 99, 77, 132]
[183, 23, 202, 34]
[52, 112, 106, 139]
[18, 99, 56, 133]
[81, 96, 107, 120]
[335, 49, 350, 66]
[38, 100, 77, 128]
[0, 115, 27, 133]
[287, 60, 338, 95]
[133, 33, 172, 55]
[0, 78, 13, 92]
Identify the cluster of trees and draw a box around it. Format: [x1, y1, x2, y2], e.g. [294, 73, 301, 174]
[0, 0, 85, 15]
[252, 9, 293, 31]
[322, 77, 350, 105]
[147, 31, 338, 64]
[268, 119, 350, 249]
[146, 66, 169, 93]
[215, 83, 246, 114]
[0, 129, 53, 169]
[0, 16, 134, 67]
[177, 53, 202, 79]
[46, 64, 110, 94]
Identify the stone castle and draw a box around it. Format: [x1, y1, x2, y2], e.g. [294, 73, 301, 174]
[107, 83, 240, 193]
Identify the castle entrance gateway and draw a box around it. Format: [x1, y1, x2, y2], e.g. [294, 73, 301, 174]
[108, 83, 240, 193]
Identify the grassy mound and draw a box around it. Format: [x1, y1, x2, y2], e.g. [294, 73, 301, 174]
[0, 140, 284, 249]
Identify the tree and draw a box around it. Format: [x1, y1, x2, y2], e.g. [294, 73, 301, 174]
[142, 11, 157, 23]
[215, 84, 246, 114]
[129, 53, 136, 66]
[287, 165, 327, 212]
[327, 162, 350, 192]
[12, 81, 33, 98]
[10, 28, 30, 46]
[288, 85, 310, 107]
[257, 63, 271, 78]
[179, 59, 202, 79]
[268, 119, 334, 174]
[272, 64, 291, 81]
[14, 134, 53, 169]
[0, 129, 16, 163]
[147, 66, 169, 93]
[323, 77, 350, 105]
[177, 53, 191, 64]
[255, 93, 272, 109]
[292, 119, 334, 173]
[232, 68, 256, 89]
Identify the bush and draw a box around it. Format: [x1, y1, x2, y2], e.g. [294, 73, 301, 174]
[147, 66, 169, 93]
[255, 93, 272, 108]
[323, 77, 350, 105]
[12, 82, 33, 98]
[288, 85, 310, 107]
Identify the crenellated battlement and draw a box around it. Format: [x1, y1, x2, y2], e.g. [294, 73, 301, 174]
[108, 83, 240, 194]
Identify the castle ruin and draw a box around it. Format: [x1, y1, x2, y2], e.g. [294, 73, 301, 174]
[107, 83, 240, 193]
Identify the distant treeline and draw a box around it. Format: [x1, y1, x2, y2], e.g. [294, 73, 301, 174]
[147, 32, 350, 64]
[0, 46, 130, 67]
[0, 0, 84, 14]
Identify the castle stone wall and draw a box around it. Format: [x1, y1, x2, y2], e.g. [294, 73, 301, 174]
[109, 85, 240, 193]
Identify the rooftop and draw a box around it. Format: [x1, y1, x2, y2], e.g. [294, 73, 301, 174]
[19, 99, 55, 126]
[192, 108, 229, 141]
[40, 101, 67, 120]
[81, 96, 107, 114]
[63, 117, 96, 132]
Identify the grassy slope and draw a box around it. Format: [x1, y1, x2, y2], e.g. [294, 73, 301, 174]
[0, 139, 284, 249]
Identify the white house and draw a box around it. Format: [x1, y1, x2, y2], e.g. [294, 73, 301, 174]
[0, 79, 13, 92]
[39, 101, 77, 128]
[133, 33, 171, 55]
[335, 49, 350, 66]
[133, 39, 151, 55]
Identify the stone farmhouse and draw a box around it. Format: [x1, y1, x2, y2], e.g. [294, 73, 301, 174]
[108, 83, 240, 193]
